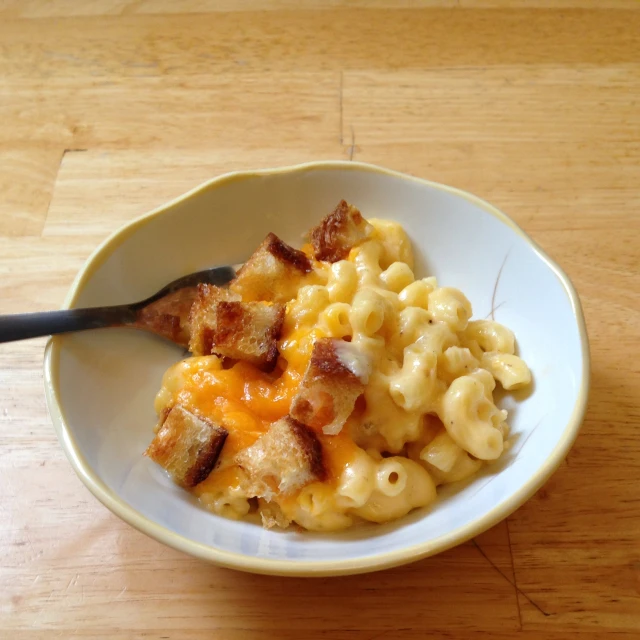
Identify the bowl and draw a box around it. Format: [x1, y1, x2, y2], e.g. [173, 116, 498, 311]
[44, 161, 589, 576]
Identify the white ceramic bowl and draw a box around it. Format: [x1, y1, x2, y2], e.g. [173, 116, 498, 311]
[44, 161, 589, 576]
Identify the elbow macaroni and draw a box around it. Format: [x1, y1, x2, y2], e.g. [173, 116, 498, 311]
[353, 458, 437, 524]
[481, 351, 531, 390]
[464, 319, 515, 354]
[428, 287, 473, 332]
[440, 375, 506, 460]
[380, 261, 415, 293]
[152, 216, 532, 531]
[318, 302, 353, 339]
[327, 260, 358, 303]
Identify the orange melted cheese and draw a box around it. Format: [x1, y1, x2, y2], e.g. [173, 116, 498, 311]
[179, 272, 361, 496]
[278, 327, 326, 374]
[176, 361, 301, 463]
[180, 354, 361, 485]
[193, 465, 245, 497]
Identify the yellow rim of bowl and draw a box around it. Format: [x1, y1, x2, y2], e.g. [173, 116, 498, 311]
[43, 160, 590, 577]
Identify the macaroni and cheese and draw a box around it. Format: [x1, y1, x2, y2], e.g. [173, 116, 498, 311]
[145, 201, 532, 531]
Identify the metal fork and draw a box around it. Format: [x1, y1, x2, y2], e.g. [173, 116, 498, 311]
[0, 266, 237, 345]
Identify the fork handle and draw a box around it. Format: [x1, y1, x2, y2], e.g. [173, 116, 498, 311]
[0, 305, 136, 343]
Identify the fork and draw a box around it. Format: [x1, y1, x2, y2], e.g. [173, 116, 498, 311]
[0, 266, 237, 345]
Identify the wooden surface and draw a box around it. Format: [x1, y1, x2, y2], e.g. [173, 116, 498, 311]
[1, 1, 639, 638]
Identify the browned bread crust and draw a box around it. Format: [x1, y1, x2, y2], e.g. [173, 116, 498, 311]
[189, 284, 284, 370]
[230, 232, 312, 303]
[188, 284, 238, 355]
[290, 337, 371, 435]
[133, 286, 198, 347]
[235, 416, 325, 498]
[261, 232, 312, 273]
[309, 200, 372, 262]
[145, 405, 228, 488]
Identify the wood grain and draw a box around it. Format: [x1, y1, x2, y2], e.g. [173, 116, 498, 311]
[0, 2, 638, 638]
[0, 146, 63, 236]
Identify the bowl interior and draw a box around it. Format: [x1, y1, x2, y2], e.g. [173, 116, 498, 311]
[48, 164, 587, 573]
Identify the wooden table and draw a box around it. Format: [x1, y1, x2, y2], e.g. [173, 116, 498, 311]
[1, 2, 639, 638]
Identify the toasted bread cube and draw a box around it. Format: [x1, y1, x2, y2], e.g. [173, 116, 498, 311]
[309, 200, 373, 262]
[189, 284, 239, 355]
[134, 286, 198, 347]
[235, 416, 325, 498]
[189, 284, 285, 370]
[145, 405, 228, 488]
[290, 338, 371, 435]
[206, 300, 285, 370]
[230, 232, 312, 303]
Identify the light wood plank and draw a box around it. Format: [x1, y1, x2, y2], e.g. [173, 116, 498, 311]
[0, 74, 340, 149]
[343, 67, 640, 145]
[0, 146, 62, 236]
[0, 10, 638, 81]
[6, 633, 639, 640]
[0, 236, 98, 312]
[6, 632, 640, 640]
[42, 146, 346, 236]
[1, 1, 638, 18]
[1, 525, 519, 634]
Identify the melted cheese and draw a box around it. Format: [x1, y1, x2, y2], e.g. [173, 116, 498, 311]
[173, 361, 300, 465]
[334, 340, 372, 383]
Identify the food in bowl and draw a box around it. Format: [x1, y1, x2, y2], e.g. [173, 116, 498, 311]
[145, 200, 532, 531]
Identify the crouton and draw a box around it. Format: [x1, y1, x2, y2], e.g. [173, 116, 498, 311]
[145, 405, 228, 488]
[235, 416, 325, 498]
[230, 232, 312, 303]
[207, 300, 285, 370]
[309, 200, 373, 262]
[188, 284, 238, 355]
[189, 283, 285, 370]
[290, 338, 371, 435]
[134, 286, 198, 347]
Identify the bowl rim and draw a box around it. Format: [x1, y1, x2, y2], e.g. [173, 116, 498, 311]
[43, 160, 590, 577]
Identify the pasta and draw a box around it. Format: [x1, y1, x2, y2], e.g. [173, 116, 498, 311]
[326, 260, 358, 303]
[147, 202, 532, 532]
[481, 351, 532, 390]
[353, 458, 436, 524]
